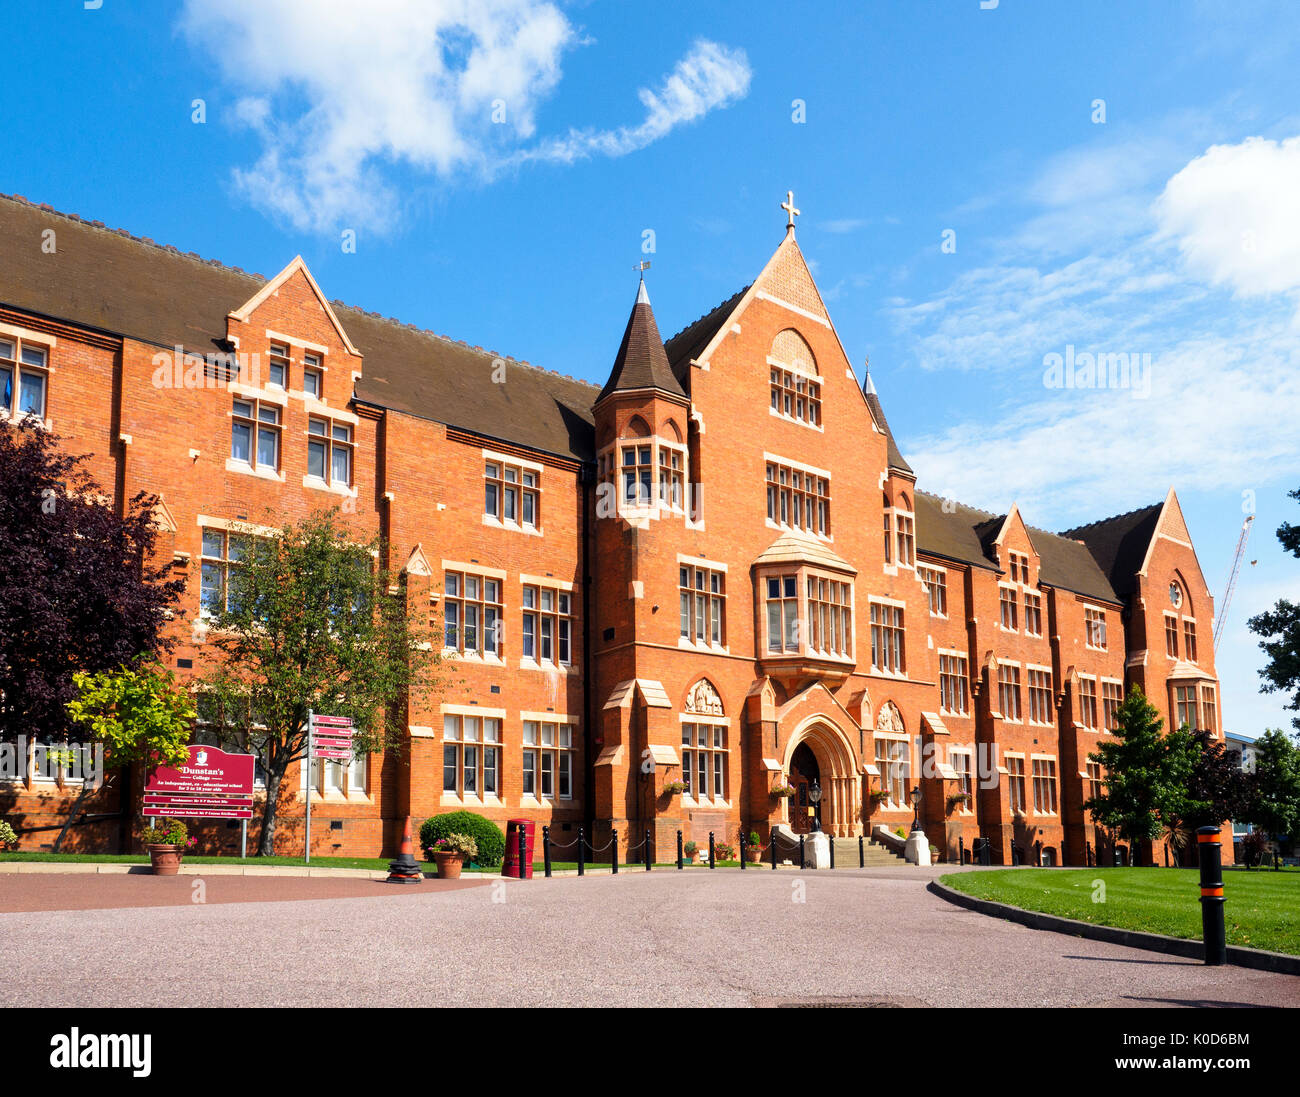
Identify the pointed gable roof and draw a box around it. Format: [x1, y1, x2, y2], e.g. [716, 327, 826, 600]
[1061, 500, 1163, 599]
[229, 255, 361, 357]
[863, 371, 914, 476]
[596, 280, 685, 405]
[664, 284, 750, 390]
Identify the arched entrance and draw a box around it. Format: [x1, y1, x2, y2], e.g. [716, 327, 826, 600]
[781, 717, 861, 837]
[788, 742, 821, 834]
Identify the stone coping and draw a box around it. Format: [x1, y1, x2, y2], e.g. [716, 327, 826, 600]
[928, 879, 1300, 977]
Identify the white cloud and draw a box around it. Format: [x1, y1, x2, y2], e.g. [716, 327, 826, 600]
[511, 39, 751, 166]
[178, 2, 749, 231]
[1155, 135, 1300, 298]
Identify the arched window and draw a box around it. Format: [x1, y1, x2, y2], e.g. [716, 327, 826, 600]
[769, 329, 821, 426]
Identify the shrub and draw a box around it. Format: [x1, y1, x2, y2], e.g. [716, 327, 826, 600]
[142, 818, 189, 846]
[419, 812, 505, 866]
[715, 842, 735, 860]
[684, 841, 698, 857]
[0, 820, 18, 851]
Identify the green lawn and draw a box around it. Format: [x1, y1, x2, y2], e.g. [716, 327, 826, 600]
[942, 867, 1300, 956]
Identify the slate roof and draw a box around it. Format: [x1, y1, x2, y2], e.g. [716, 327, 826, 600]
[596, 281, 685, 405]
[863, 386, 914, 476]
[0, 193, 600, 462]
[1061, 503, 1164, 599]
[915, 490, 1121, 604]
[663, 285, 750, 392]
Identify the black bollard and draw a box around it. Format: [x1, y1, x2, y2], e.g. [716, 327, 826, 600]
[646, 828, 652, 872]
[1035, 840, 1042, 867]
[859, 835, 865, 868]
[543, 826, 553, 878]
[740, 831, 747, 871]
[1196, 825, 1227, 966]
[612, 828, 618, 874]
[708, 831, 715, 870]
[959, 836, 964, 866]
[799, 834, 806, 869]
[771, 828, 778, 871]
[829, 834, 835, 869]
[677, 829, 683, 871]
[1086, 841, 1092, 868]
[577, 825, 585, 877]
[518, 825, 528, 881]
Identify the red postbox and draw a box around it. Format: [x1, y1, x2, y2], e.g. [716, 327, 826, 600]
[503, 818, 536, 879]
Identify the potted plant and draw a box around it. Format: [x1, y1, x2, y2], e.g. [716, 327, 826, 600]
[142, 818, 191, 876]
[661, 779, 687, 796]
[770, 781, 796, 799]
[0, 820, 19, 852]
[430, 832, 477, 879]
[867, 788, 891, 814]
[946, 791, 971, 815]
[744, 830, 763, 862]
[683, 840, 699, 864]
[715, 842, 735, 861]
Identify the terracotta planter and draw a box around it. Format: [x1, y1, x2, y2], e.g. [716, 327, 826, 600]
[746, 847, 762, 863]
[434, 851, 464, 879]
[684, 851, 699, 864]
[147, 844, 183, 876]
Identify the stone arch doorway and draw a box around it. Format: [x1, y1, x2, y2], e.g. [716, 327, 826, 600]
[788, 742, 820, 834]
[781, 717, 861, 837]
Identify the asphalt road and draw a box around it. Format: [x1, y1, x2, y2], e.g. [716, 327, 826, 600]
[2, 867, 1297, 1007]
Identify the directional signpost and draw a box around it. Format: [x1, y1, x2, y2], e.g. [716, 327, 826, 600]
[305, 713, 356, 863]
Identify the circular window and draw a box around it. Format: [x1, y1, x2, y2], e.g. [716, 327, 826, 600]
[1169, 581, 1182, 608]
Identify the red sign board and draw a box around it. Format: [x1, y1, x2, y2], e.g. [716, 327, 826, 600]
[309, 715, 356, 761]
[145, 745, 256, 820]
[310, 715, 354, 728]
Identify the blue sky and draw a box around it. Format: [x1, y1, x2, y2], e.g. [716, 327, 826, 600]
[5, 0, 1299, 736]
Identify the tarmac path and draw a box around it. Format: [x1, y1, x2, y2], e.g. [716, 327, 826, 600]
[2, 866, 1296, 1007]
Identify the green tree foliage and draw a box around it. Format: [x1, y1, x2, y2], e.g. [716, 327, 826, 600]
[1084, 686, 1195, 860]
[1244, 728, 1300, 839]
[60, 657, 195, 851]
[195, 509, 440, 856]
[419, 812, 506, 867]
[1248, 488, 1300, 732]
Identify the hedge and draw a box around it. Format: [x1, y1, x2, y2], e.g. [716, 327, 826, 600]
[419, 812, 506, 867]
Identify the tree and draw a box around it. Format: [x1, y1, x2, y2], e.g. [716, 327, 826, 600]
[1084, 686, 1192, 863]
[1248, 487, 1300, 733]
[1243, 728, 1300, 841]
[1160, 728, 1251, 862]
[0, 422, 184, 742]
[60, 658, 195, 851]
[195, 509, 439, 856]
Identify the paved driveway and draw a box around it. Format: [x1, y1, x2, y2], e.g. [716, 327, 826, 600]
[2, 867, 1296, 1007]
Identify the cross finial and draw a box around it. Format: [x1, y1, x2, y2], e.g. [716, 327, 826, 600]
[781, 189, 800, 232]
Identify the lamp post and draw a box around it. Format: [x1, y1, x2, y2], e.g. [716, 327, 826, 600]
[909, 784, 922, 833]
[808, 779, 823, 832]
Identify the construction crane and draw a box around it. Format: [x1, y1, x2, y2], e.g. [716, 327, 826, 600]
[1213, 515, 1255, 653]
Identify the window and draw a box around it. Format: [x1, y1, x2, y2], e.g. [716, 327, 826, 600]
[658, 446, 685, 509]
[882, 509, 892, 563]
[770, 367, 821, 426]
[1008, 552, 1031, 584]
[1175, 685, 1197, 731]
[0, 337, 49, 419]
[443, 571, 503, 657]
[1165, 614, 1180, 658]
[919, 566, 947, 617]
[765, 574, 800, 654]
[997, 664, 1021, 722]
[894, 511, 915, 568]
[307, 417, 353, 487]
[194, 695, 268, 788]
[875, 739, 907, 805]
[939, 654, 968, 715]
[1183, 620, 1198, 664]
[951, 750, 973, 803]
[485, 460, 540, 527]
[1078, 676, 1098, 731]
[267, 342, 290, 389]
[680, 565, 725, 646]
[1023, 593, 1042, 637]
[1027, 669, 1053, 725]
[1085, 606, 1107, 650]
[1086, 761, 1105, 807]
[1032, 758, 1058, 814]
[869, 602, 905, 674]
[1200, 685, 1217, 734]
[999, 587, 1018, 631]
[806, 575, 853, 658]
[231, 397, 280, 472]
[442, 714, 502, 798]
[766, 461, 830, 537]
[1169, 580, 1183, 608]
[522, 719, 574, 800]
[304, 750, 368, 799]
[1101, 680, 1124, 730]
[681, 723, 728, 801]
[622, 445, 653, 505]
[1006, 756, 1026, 814]
[302, 352, 323, 398]
[522, 584, 573, 665]
[199, 527, 249, 617]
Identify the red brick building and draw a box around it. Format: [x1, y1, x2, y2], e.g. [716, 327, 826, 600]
[0, 193, 1226, 864]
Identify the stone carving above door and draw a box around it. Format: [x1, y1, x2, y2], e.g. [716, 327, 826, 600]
[685, 679, 724, 716]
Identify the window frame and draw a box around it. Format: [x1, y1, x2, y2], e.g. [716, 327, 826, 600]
[0, 336, 50, 422]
